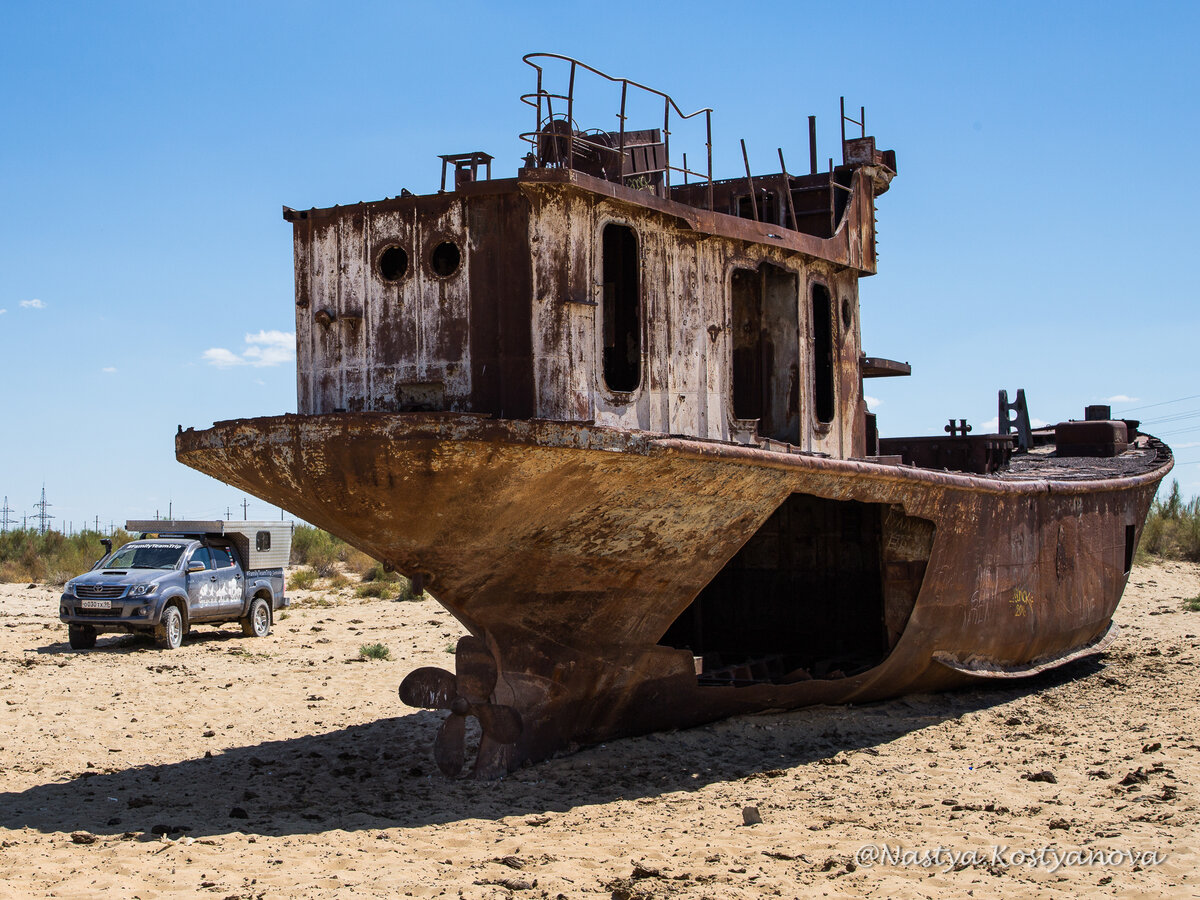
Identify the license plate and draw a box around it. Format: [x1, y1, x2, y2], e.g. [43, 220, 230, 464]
[81, 599, 111, 610]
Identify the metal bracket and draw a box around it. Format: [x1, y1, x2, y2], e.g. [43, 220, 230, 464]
[998, 389, 1032, 451]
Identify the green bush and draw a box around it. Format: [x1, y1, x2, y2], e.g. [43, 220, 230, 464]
[292, 596, 336, 609]
[0, 522, 396, 587]
[361, 562, 401, 584]
[0, 528, 138, 584]
[1137, 481, 1200, 563]
[288, 567, 318, 590]
[397, 577, 427, 602]
[341, 547, 375, 575]
[290, 526, 341, 576]
[291, 526, 378, 577]
[358, 643, 391, 660]
[356, 573, 429, 601]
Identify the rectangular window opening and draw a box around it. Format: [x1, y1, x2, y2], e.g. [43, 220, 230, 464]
[731, 268, 762, 422]
[811, 283, 835, 424]
[601, 223, 640, 393]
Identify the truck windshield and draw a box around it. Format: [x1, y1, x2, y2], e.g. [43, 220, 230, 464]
[105, 543, 186, 570]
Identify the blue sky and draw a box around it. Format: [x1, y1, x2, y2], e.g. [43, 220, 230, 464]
[2, 0, 1197, 532]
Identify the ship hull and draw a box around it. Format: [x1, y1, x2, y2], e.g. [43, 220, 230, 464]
[177, 413, 1170, 773]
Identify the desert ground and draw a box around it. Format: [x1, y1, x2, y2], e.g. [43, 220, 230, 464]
[0, 561, 1197, 899]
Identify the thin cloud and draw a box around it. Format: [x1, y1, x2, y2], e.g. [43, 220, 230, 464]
[0, 309, 6, 315]
[864, 395, 883, 410]
[202, 347, 243, 368]
[19, 298, 45, 309]
[102, 366, 117, 374]
[1104, 394, 1139, 404]
[203, 330, 295, 368]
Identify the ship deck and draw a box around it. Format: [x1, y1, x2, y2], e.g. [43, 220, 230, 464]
[995, 439, 1170, 481]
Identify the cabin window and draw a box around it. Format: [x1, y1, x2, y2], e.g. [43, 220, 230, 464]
[731, 269, 761, 421]
[256, 530, 271, 552]
[378, 246, 408, 282]
[811, 283, 835, 424]
[601, 223, 641, 393]
[732, 265, 799, 442]
[430, 241, 461, 277]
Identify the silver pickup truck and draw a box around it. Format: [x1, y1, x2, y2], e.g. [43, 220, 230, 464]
[59, 520, 292, 651]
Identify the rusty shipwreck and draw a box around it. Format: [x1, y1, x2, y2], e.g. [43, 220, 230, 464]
[177, 54, 1173, 777]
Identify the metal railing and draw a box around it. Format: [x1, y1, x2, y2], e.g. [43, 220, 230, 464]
[840, 96, 866, 144]
[520, 53, 714, 209]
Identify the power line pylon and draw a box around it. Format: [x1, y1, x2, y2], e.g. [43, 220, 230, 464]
[33, 485, 54, 535]
[0, 497, 17, 534]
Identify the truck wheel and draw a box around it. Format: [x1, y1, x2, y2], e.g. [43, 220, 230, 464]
[241, 597, 271, 638]
[155, 605, 184, 650]
[68, 625, 97, 650]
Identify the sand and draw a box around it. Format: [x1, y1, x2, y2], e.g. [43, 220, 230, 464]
[0, 561, 1196, 899]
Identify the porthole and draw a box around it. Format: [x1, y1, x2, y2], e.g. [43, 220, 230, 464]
[841, 297, 853, 331]
[378, 246, 408, 282]
[430, 241, 461, 277]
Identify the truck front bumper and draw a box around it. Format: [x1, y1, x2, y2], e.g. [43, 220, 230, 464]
[59, 594, 158, 626]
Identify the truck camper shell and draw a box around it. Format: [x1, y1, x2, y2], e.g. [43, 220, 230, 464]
[126, 520, 293, 572]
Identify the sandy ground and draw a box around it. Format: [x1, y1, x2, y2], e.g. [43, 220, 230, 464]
[0, 561, 1197, 899]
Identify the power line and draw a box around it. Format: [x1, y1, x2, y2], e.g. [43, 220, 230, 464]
[1142, 408, 1200, 426]
[1155, 425, 1200, 438]
[1116, 394, 1200, 414]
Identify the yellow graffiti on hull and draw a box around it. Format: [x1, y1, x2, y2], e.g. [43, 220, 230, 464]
[1010, 588, 1034, 617]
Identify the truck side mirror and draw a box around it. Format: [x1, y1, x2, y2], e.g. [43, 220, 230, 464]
[187, 562, 206, 573]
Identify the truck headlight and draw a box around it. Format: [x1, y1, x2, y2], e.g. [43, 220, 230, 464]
[130, 584, 157, 597]
[64, 580, 76, 595]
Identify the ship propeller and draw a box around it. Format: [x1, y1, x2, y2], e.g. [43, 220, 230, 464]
[398, 635, 523, 778]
